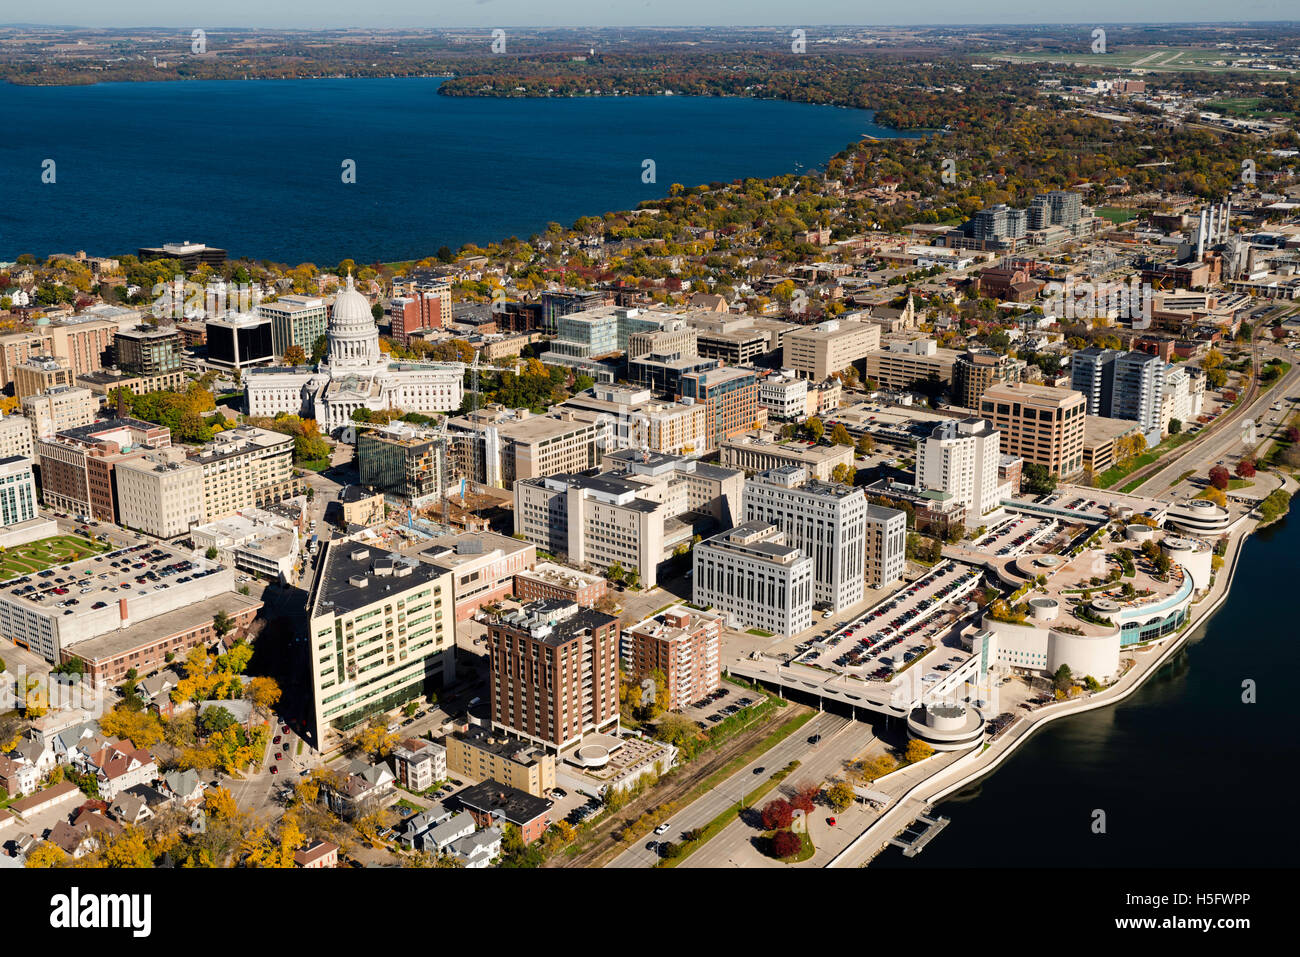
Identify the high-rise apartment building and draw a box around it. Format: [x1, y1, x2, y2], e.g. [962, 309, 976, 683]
[743, 466, 866, 612]
[0, 456, 38, 528]
[386, 283, 449, 346]
[916, 418, 1002, 527]
[970, 204, 1027, 243]
[1069, 347, 1121, 416]
[47, 316, 118, 379]
[679, 366, 761, 450]
[485, 599, 620, 751]
[306, 541, 456, 743]
[1112, 351, 1166, 442]
[37, 418, 171, 521]
[623, 606, 723, 712]
[979, 383, 1086, 479]
[692, 521, 813, 638]
[21, 386, 98, 440]
[863, 338, 960, 392]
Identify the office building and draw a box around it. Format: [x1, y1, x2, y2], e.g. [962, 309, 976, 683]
[558, 384, 709, 457]
[190, 425, 298, 520]
[13, 355, 72, 399]
[449, 407, 599, 489]
[205, 312, 275, 371]
[689, 313, 795, 364]
[979, 383, 1086, 478]
[190, 508, 302, 584]
[114, 325, 183, 378]
[113, 446, 207, 538]
[137, 241, 227, 270]
[916, 418, 1002, 527]
[743, 466, 866, 612]
[0, 329, 55, 390]
[446, 727, 556, 797]
[21, 386, 98, 440]
[953, 349, 1024, 410]
[418, 531, 536, 622]
[758, 373, 808, 420]
[622, 606, 723, 711]
[36, 418, 171, 521]
[783, 316, 881, 380]
[627, 322, 697, 361]
[692, 521, 813, 638]
[863, 338, 959, 392]
[719, 428, 854, 481]
[627, 351, 719, 397]
[0, 414, 34, 462]
[357, 425, 443, 505]
[485, 599, 620, 751]
[253, 295, 329, 359]
[306, 541, 456, 741]
[680, 366, 761, 450]
[46, 316, 118, 380]
[0, 456, 38, 528]
[863, 503, 908, 588]
[540, 290, 612, 335]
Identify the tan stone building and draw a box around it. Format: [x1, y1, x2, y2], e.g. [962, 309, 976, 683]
[114, 446, 207, 538]
[953, 349, 1023, 410]
[979, 383, 1086, 479]
[189, 425, 298, 521]
[13, 355, 73, 399]
[863, 338, 959, 392]
[446, 726, 556, 796]
[783, 316, 881, 380]
[719, 429, 854, 481]
[22, 386, 99, 440]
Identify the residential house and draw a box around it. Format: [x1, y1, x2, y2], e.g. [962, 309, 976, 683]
[161, 768, 205, 809]
[83, 739, 158, 800]
[448, 826, 503, 868]
[324, 759, 397, 820]
[423, 811, 476, 853]
[0, 755, 41, 797]
[293, 839, 339, 869]
[396, 803, 454, 852]
[391, 739, 447, 793]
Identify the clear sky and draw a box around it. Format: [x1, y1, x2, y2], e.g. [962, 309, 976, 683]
[9, 1, 1294, 29]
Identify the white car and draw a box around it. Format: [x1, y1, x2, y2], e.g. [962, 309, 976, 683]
[653, 823, 671, 835]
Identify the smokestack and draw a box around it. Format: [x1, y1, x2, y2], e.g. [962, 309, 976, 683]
[1196, 208, 1207, 261]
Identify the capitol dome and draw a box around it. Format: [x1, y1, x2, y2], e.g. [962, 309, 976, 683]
[324, 273, 382, 371]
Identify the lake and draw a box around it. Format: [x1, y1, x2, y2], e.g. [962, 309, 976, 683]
[0, 77, 914, 264]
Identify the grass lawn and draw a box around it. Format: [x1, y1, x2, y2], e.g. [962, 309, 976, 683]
[1196, 479, 1252, 499]
[762, 828, 816, 863]
[1097, 207, 1137, 224]
[1104, 431, 1197, 491]
[745, 628, 774, 637]
[0, 534, 112, 581]
[297, 457, 331, 472]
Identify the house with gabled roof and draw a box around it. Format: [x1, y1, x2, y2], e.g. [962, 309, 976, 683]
[83, 739, 158, 800]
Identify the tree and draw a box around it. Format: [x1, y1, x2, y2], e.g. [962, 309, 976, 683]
[199, 705, 237, 737]
[24, 842, 67, 868]
[804, 416, 824, 443]
[1052, 664, 1073, 692]
[770, 829, 802, 859]
[659, 840, 683, 859]
[855, 433, 876, 455]
[1021, 463, 1057, 496]
[606, 562, 625, 584]
[205, 546, 219, 560]
[829, 423, 853, 446]
[1208, 465, 1231, 490]
[1236, 458, 1256, 479]
[310, 335, 329, 364]
[1168, 418, 1182, 435]
[761, 798, 794, 830]
[354, 720, 399, 761]
[246, 677, 282, 715]
[904, 739, 934, 764]
[1205, 367, 1228, 389]
[212, 610, 233, 640]
[1203, 486, 1228, 508]
[826, 781, 855, 812]
[284, 344, 307, 366]
[98, 705, 165, 749]
[831, 463, 855, 484]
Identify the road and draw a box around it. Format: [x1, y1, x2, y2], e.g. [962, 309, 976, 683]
[1133, 342, 1300, 498]
[678, 717, 879, 868]
[605, 710, 851, 868]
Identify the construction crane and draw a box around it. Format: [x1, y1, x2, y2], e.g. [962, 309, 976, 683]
[470, 349, 482, 415]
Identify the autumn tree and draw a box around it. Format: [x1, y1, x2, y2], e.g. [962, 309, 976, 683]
[829, 423, 853, 446]
[761, 798, 795, 831]
[284, 344, 307, 366]
[804, 416, 825, 443]
[826, 781, 855, 812]
[904, 739, 935, 764]
[769, 829, 803, 859]
[1208, 465, 1231, 490]
[24, 842, 67, 868]
[1236, 458, 1256, 479]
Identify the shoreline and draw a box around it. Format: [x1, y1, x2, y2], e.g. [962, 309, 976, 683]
[829, 480, 1291, 868]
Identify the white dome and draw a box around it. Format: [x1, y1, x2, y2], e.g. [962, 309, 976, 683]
[331, 274, 373, 330]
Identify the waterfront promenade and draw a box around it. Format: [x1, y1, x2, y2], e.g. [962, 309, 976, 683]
[827, 477, 1293, 868]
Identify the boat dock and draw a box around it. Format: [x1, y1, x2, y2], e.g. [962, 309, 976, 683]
[887, 812, 950, 857]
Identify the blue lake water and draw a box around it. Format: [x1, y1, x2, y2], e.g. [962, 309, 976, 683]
[0, 77, 913, 264]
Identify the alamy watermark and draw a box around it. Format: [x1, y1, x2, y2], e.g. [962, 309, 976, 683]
[4, 666, 107, 718]
[1042, 277, 1153, 330]
[151, 275, 263, 319]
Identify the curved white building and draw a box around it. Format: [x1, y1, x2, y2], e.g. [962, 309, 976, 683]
[1166, 499, 1230, 535]
[245, 275, 464, 432]
[906, 702, 986, 751]
[1161, 537, 1213, 594]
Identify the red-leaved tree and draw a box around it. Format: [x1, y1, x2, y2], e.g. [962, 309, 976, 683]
[1209, 465, 1231, 490]
[1236, 458, 1256, 479]
[790, 783, 819, 814]
[761, 798, 794, 831]
[770, 830, 802, 859]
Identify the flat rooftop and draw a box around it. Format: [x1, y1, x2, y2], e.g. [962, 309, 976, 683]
[456, 778, 552, 824]
[67, 592, 263, 664]
[311, 541, 446, 619]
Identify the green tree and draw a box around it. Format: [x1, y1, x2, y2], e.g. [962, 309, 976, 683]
[1052, 664, 1073, 692]
[804, 417, 824, 443]
[1021, 463, 1057, 496]
[205, 547, 219, 560]
[829, 423, 853, 446]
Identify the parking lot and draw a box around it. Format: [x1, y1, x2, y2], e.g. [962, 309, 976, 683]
[677, 683, 762, 729]
[969, 515, 1058, 558]
[3, 541, 220, 614]
[795, 561, 982, 680]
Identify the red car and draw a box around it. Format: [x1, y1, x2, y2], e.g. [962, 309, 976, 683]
[273, 735, 281, 744]
[275, 752, 283, 760]
[270, 766, 278, 774]
[827, 817, 837, 827]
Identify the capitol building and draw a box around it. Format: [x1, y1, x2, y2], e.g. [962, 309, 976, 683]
[244, 275, 464, 432]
